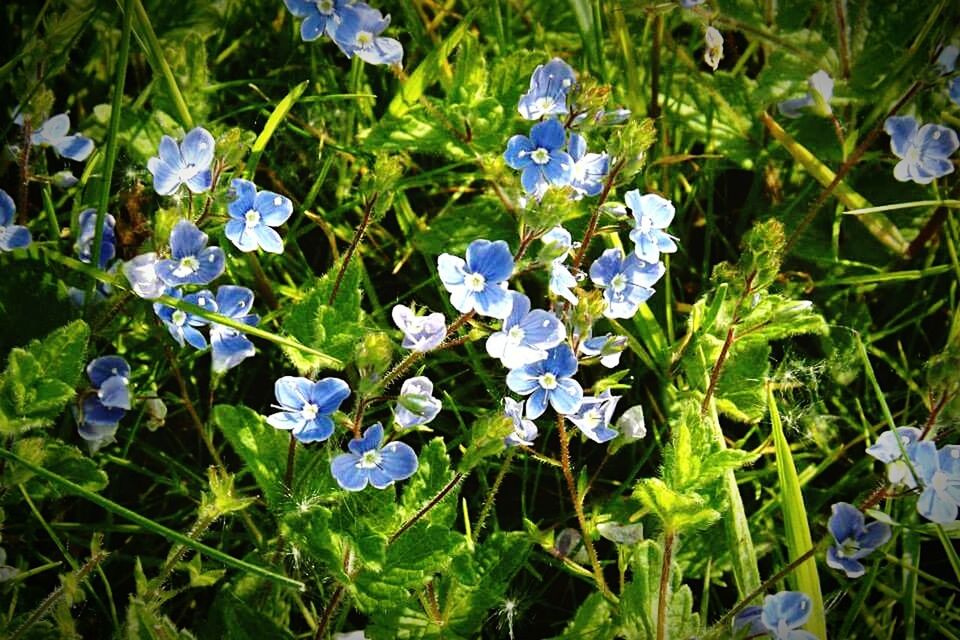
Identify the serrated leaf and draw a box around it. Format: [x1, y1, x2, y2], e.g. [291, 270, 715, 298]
[26, 320, 89, 388]
[413, 197, 515, 257]
[458, 412, 513, 473]
[212, 404, 288, 506]
[400, 438, 456, 526]
[635, 479, 720, 533]
[555, 592, 614, 639]
[4, 437, 108, 499]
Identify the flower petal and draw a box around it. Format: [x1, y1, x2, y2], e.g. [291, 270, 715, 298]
[331, 454, 369, 491]
[180, 127, 215, 169]
[295, 416, 335, 443]
[884, 116, 918, 158]
[228, 179, 257, 218]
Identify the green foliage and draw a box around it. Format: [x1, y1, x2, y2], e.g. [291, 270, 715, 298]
[4, 436, 108, 498]
[400, 438, 456, 525]
[458, 412, 514, 473]
[618, 540, 701, 640]
[212, 404, 289, 507]
[281, 259, 365, 373]
[0, 320, 89, 435]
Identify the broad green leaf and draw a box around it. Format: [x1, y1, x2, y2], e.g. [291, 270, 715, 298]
[25, 319, 89, 388]
[212, 404, 288, 506]
[555, 592, 614, 639]
[400, 438, 456, 526]
[635, 478, 720, 533]
[4, 437, 108, 499]
[457, 412, 514, 473]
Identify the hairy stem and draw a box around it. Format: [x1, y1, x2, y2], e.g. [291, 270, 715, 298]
[701, 272, 755, 414]
[17, 118, 31, 225]
[389, 472, 466, 544]
[472, 448, 514, 541]
[572, 159, 625, 270]
[329, 193, 378, 306]
[657, 530, 675, 640]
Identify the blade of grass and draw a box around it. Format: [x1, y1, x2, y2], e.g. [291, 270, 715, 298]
[0, 447, 305, 592]
[244, 80, 310, 179]
[767, 384, 827, 640]
[132, 0, 193, 128]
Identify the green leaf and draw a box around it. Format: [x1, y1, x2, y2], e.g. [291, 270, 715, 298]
[768, 387, 826, 639]
[555, 592, 615, 639]
[125, 598, 197, 640]
[26, 320, 90, 388]
[413, 197, 516, 257]
[4, 437, 108, 499]
[212, 405, 288, 507]
[281, 258, 364, 373]
[619, 539, 702, 640]
[400, 438, 456, 526]
[635, 479, 720, 533]
[458, 412, 514, 473]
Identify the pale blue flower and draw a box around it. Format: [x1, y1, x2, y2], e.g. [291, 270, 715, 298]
[884, 115, 959, 184]
[18, 113, 94, 161]
[866, 426, 922, 488]
[504, 119, 574, 196]
[504, 397, 538, 447]
[486, 292, 565, 369]
[283, 0, 346, 41]
[76, 209, 116, 268]
[950, 78, 960, 107]
[541, 226, 578, 304]
[438, 239, 514, 319]
[936, 44, 959, 74]
[147, 127, 216, 195]
[517, 58, 577, 120]
[332, 3, 403, 66]
[568, 390, 620, 443]
[734, 591, 817, 640]
[267, 376, 351, 443]
[578, 334, 627, 368]
[225, 178, 293, 254]
[589, 248, 665, 319]
[331, 423, 418, 491]
[826, 502, 891, 578]
[52, 170, 78, 189]
[210, 286, 259, 373]
[914, 441, 960, 524]
[778, 70, 834, 118]
[568, 133, 609, 198]
[155, 220, 226, 287]
[77, 356, 130, 451]
[154, 288, 215, 350]
[123, 253, 165, 300]
[0, 189, 31, 252]
[626, 190, 678, 263]
[394, 376, 441, 429]
[391, 304, 446, 352]
[506, 344, 583, 419]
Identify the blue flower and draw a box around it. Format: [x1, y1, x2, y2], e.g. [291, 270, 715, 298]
[884, 115, 959, 184]
[0, 189, 31, 252]
[147, 127, 216, 195]
[866, 426, 922, 488]
[504, 397, 538, 447]
[18, 113, 94, 161]
[76, 209, 116, 268]
[626, 190, 678, 263]
[517, 58, 577, 120]
[578, 334, 627, 368]
[914, 441, 960, 524]
[331, 423, 419, 491]
[504, 119, 574, 196]
[392, 304, 446, 352]
[568, 390, 620, 443]
[826, 502, 891, 578]
[486, 292, 565, 369]
[77, 356, 131, 451]
[589, 248, 665, 319]
[506, 344, 583, 419]
[283, 0, 345, 41]
[209, 286, 259, 374]
[153, 288, 215, 350]
[734, 591, 817, 640]
[225, 178, 293, 254]
[567, 133, 609, 198]
[123, 253, 165, 299]
[950, 78, 960, 107]
[438, 239, 514, 319]
[332, 3, 403, 66]
[778, 70, 834, 118]
[156, 220, 226, 287]
[936, 44, 959, 74]
[266, 376, 350, 443]
[541, 226, 578, 305]
[394, 376, 441, 429]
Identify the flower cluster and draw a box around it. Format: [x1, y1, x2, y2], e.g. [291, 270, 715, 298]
[734, 591, 818, 640]
[75, 356, 131, 452]
[283, 0, 403, 66]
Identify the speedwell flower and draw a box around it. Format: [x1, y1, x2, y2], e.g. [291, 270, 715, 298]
[914, 441, 960, 524]
[332, 3, 403, 66]
[17, 112, 94, 161]
[884, 115, 958, 184]
[156, 220, 226, 287]
[734, 591, 818, 640]
[626, 190, 678, 263]
[504, 397, 538, 447]
[331, 423, 418, 491]
[540, 226, 578, 305]
[391, 304, 446, 352]
[438, 239, 514, 319]
[486, 292, 565, 369]
[506, 344, 583, 419]
[266, 376, 350, 443]
[154, 288, 215, 350]
[283, 0, 346, 41]
[123, 253, 165, 299]
[568, 133, 609, 198]
[225, 179, 293, 254]
[76, 209, 116, 268]
[936, 43, 959, 74]
[950, 78, 960, 107]
[77, 356, 131, 451]
[826, 502, 891, 578]
[210, 286, 259, 373]
[0, 189, 30, 252]
[517, 58, 577, 120]
[578, 333, 627, 368]
[589, 248, 665, 319]
[504, 119, 573, 196]
[703, 26, 724, 71]
[778, 70, 834, 118]
[394, 376, 442, 429]
[147, 127, 216, 195]
[568, 390, 620, 443]
[866, 426, 923, 488]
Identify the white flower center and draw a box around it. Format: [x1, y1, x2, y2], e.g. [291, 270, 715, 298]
[530, 148, 551, 165]
[244, 209, 261, 227]
[356, 31, 373, 47]
[539, 372, 558, 390]
[358, 450, 382, 469]
[534, 97, 555, 113]
[582, 409, 601, 429]
[315, 0, 335, 14]
[507, 325, 526, 345]
[952, 449, 960, 459]
[173, 255, 199, 277]
[904, 145, 921, 164]
[171, 310, 187, 327]
[571, 161, 587, 182]
[301, 402, 319, 420]
[611, 273, 628, 293]
[837, 537, 861, 558]
[932, 470, 949, 493]
[465, 272, 486, 292]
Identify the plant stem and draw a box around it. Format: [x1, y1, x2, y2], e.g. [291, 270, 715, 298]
[329, 193, 377, 306]
[389, 472, 466, 544]
[648, 14, 663, 119]
[133, 0, 193, 128]
[472, 448, 514, 541]
[17, 118, 31, 224]
[657, 530, 675, 640]
[145, 513, 216, 603]
[572, 159, 625, 271]
[556, 415, 612, 600]
[701, 272, 755, 414]
[833, 0, 851, 79]
[314, 584, 345, 640]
